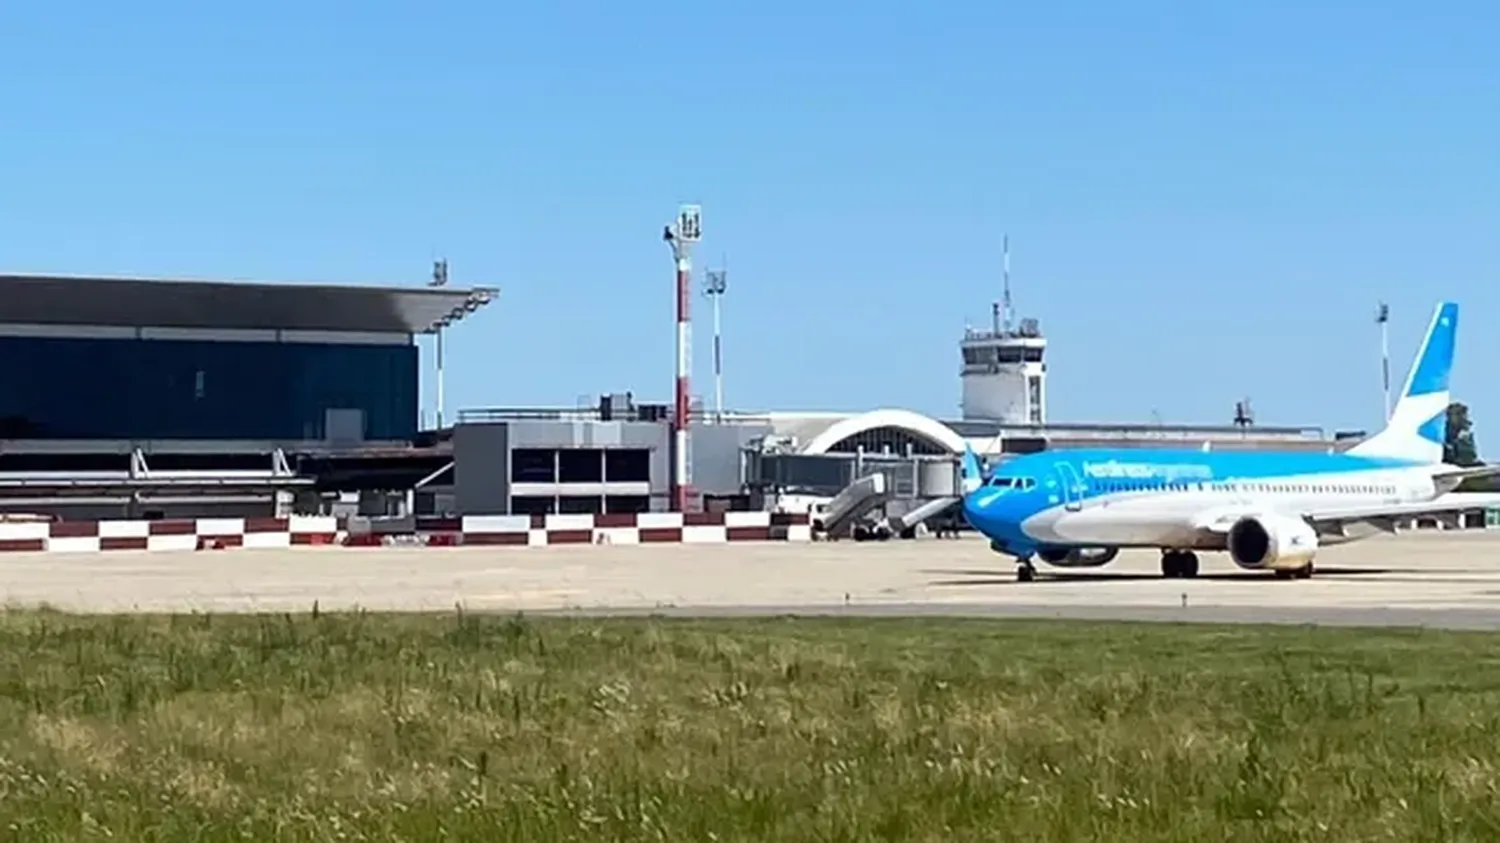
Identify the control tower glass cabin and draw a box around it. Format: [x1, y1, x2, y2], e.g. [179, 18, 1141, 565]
[959, 316, 1047, 425]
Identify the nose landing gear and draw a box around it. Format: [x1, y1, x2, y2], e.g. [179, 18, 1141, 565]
[988, 539, 1040, 583]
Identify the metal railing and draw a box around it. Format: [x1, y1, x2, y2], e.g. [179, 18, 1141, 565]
[458, 406, 777, 424]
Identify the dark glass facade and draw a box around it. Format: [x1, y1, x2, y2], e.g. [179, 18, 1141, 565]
[0, 337, 418, 440]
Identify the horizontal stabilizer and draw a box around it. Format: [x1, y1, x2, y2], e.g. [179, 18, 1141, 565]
[1431, 464, 1500, 490]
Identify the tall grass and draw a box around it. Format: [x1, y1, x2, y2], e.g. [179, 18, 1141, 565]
[0, 609, 1496, 840]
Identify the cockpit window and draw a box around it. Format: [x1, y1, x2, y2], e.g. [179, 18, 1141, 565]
[988, 476, 1035, 489]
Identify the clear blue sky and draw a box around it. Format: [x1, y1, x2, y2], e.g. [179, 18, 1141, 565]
[2, 2, 1496, 443]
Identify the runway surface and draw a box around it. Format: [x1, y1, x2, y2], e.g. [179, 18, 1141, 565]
[6, 531, 1500, 628]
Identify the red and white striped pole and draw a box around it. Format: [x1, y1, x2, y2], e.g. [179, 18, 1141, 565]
[664, 205, 701, 513]
[672, 252, 691, 512]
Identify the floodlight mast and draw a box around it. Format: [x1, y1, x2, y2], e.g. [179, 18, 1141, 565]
[1376, 302, 1391, 422]
[430, 258, 449, 429]
[704, 265, 728, 424]
[663, 204, 701, 513]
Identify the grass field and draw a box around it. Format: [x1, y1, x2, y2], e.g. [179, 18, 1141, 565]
[1, 610, 1499, 842]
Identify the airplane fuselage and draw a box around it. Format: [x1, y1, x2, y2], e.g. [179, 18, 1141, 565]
[964, 448, 1439, 555]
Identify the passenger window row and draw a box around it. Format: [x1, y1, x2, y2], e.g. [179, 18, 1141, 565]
[1092, 480, 1395, 495]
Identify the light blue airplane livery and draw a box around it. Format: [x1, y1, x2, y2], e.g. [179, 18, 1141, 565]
[961, 301, 1500, 581]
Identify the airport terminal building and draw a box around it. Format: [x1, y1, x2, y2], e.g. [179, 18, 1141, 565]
[0, 273, 492, 519]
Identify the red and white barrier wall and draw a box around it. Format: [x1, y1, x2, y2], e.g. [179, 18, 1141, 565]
[349, 511, 813, 547]
[0, 516, 341, 553]
[0, 511, 812, 553]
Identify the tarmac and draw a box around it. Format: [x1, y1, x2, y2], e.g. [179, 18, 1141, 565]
[5, 530, 1500, 629]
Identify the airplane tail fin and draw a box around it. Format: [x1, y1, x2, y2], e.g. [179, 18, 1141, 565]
[960, 445, 984, 495]
[1348, 301, 1457, 465]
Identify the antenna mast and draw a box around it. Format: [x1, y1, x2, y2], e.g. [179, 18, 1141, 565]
[1002, 234, 1014, 334]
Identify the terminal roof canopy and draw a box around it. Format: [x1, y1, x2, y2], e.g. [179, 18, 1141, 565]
[0, 273, 499, 334]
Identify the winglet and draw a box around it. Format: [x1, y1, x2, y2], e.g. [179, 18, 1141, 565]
[960, 445, 984, 494]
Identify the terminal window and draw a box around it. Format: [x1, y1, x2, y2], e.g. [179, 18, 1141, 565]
[0, 336, 418, 441]
[511, 449, 556, 483]
[511, 495, 644, 516]
[557, 495, 602, 515]
[558, 449, 604, 483]
[604, 449, 651, 483]
[604, 494, 650, 514]
[511, 495, 553, 515]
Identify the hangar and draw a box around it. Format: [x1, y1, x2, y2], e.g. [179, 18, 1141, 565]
[797, 409, 970, 456]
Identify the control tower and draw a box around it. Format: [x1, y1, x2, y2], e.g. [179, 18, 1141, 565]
[959, 238, 1047, 424]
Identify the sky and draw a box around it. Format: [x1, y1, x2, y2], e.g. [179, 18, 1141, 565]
[1, 2, 1496, 444]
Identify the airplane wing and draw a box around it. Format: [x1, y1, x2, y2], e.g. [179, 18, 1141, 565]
[1303, 493, 1500, 526]
[1192, 493, 1500, 535]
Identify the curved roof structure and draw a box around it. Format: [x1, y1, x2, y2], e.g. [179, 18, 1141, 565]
[799, 408, 968, 455]
[0, 273, 498, 334]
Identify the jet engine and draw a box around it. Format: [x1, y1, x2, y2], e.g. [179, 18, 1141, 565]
[1036, 546, 1120, 568]
[1226, 515, 1317, 571]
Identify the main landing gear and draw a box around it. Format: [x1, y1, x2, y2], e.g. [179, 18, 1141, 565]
[1273, 564, 1314, 580]
[1016, 559, 1037, 583]
[1161, 549, 1200, 579]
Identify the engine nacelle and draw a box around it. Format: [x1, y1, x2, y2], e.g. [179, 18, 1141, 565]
[1036, 546, 1120, 568]
[1226, 514, 1318, 570]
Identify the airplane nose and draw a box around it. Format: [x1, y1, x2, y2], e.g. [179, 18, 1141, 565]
[964, 487, 1012, 518]
[963, 487, 1033, 546]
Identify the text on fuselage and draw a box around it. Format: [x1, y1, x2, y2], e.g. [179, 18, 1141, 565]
[1080, 460, 1215, 481]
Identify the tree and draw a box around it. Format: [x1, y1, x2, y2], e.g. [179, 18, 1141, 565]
[1444, 401, 1480, 467]
[1443, 401, 1495, 491]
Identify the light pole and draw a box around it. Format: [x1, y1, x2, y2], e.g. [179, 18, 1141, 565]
[430, 258, 449, 429]
[663, 204, 701, 512]
[1376, 301, 1391, 422]
[704, 265, 727, 423]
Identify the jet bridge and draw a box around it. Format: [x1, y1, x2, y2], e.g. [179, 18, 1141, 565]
[885, 495, 962, 538]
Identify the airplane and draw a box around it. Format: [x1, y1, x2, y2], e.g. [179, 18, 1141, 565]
[961, 300, 1500, 582]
